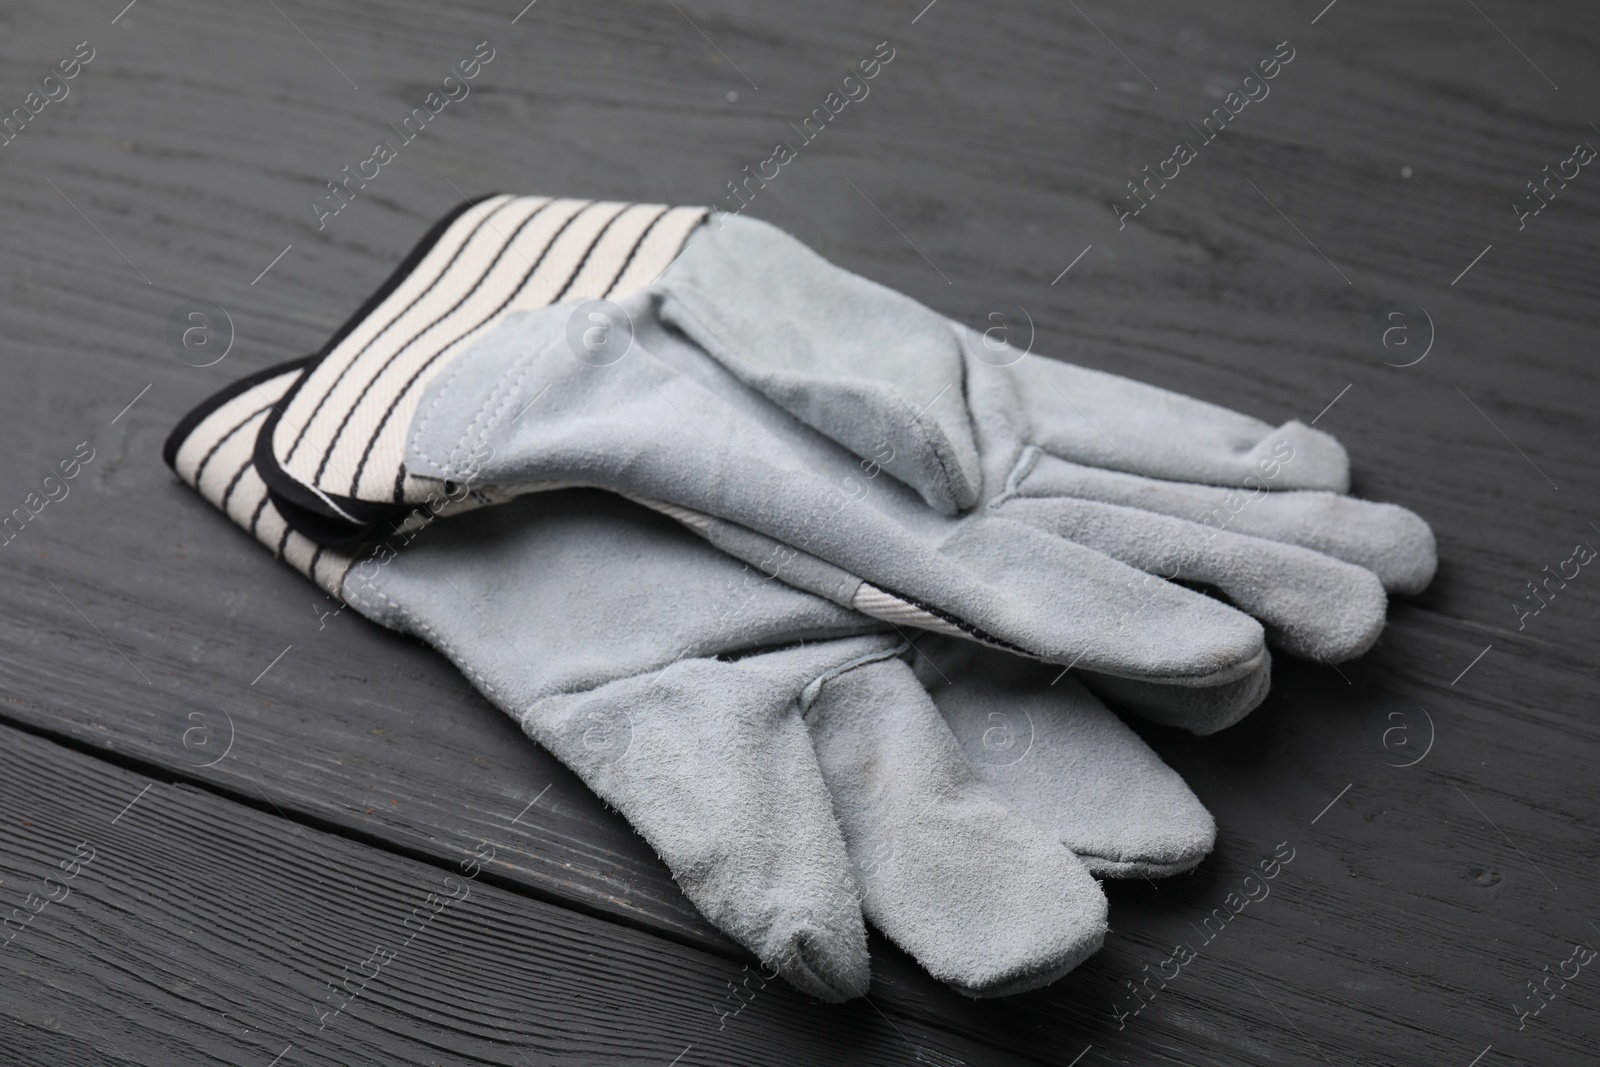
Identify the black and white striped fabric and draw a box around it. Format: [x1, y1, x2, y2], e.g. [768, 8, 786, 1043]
[256, 194, 707, 531]
[165, 359, 355, 594]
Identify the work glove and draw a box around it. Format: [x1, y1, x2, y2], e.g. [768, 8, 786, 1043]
[249, 197, 1435, 732]
[166, 358, 1217, 1002]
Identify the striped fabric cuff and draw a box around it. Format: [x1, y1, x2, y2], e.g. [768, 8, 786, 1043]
[164, 355, 533, 597]
[256, 194, 708, 536]
[164, 359, 354, 595]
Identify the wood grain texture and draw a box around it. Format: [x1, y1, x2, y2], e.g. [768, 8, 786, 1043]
[0, 0, 1596, 1064]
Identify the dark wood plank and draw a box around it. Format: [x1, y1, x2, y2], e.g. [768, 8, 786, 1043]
[0, 0, 1597, 1063]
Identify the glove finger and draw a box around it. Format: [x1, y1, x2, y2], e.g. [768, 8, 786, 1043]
[524, 648, 876, 1003]
[1078, 655, 1272, 736]
[995, 496, 1388, 663]
[910, 636, 1215, 877]
[804, 649, 1108, 997]
[911, 516, 1271, 685]
[1017, 453, 1437, 594]
[651, 504, 1272, 689]
[969, 353, 1350, 492]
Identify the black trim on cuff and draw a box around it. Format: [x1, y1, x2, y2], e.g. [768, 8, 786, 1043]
[162, 355, 316, 471]
[249, 193, 504, 534]
[265, 487, 400, 549]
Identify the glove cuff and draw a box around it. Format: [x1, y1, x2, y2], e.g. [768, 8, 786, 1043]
[163, 357, 353, 596]
[252, 194, 707, 539]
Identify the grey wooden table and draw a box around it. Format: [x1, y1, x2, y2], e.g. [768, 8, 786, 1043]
[1, 0, 1597, 1064]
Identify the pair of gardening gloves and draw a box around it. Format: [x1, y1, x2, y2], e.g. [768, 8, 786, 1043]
[165, 195, 1435, 1002]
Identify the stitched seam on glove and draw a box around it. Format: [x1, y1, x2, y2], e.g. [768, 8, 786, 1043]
[411, 320, 534, 479]
[797, 641, 912, 716]
[985, 444, 1043, 511]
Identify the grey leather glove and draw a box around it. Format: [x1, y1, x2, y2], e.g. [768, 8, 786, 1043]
[168, 361, 1215, 1002]
[249, 197, 1434, 733]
